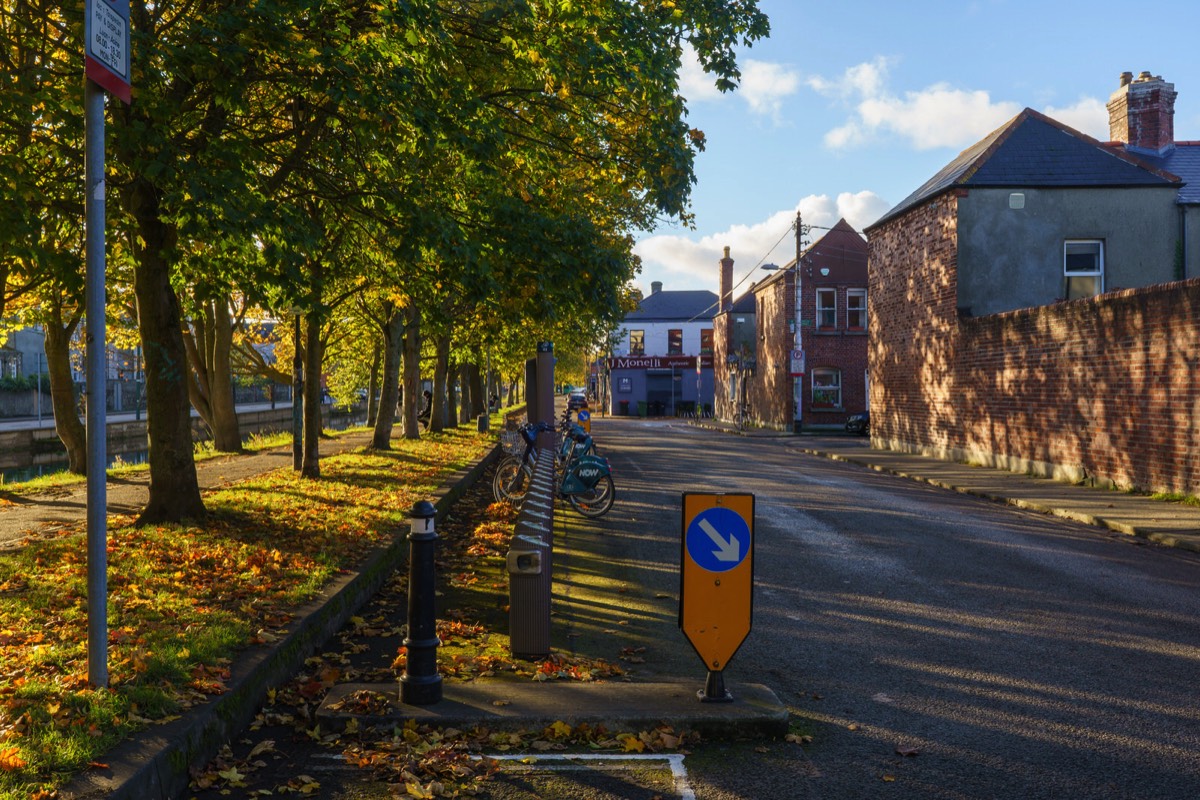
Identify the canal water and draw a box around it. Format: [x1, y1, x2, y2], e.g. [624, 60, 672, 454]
[1, 414, 366, 485]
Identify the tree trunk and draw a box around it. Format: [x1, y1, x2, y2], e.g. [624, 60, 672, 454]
[459, 362, 472, 425]
[469, 362, 485, 417]
[44, 312, 87, 474]
[431, 335, 449, 433]
[302, 306, 323, 478]
[184, 296, 242, 452]
[367, 341, 381, 427]
[371, 303, 402, 449]
[129, 181, 206, 524]
[401, 304, 422, 439]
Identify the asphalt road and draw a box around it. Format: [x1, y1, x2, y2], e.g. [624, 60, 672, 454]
[186, 416, 1200, 799]
[592, 418, 1200, 799]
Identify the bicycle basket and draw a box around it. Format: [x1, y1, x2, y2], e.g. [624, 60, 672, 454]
[500, 430, 523, 456]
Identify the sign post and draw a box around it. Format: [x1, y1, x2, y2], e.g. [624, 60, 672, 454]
[83, 0, 131, 689]
[679, 492, 755, 702]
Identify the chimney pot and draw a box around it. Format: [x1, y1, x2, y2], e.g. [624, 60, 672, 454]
[650, 281, 662, 295]
[1119, 71, 1133, 87]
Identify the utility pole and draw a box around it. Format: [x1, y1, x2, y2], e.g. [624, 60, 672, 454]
[793, 211, 806, 433]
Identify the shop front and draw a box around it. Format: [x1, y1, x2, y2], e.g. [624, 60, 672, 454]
[607, 355, 714, 417]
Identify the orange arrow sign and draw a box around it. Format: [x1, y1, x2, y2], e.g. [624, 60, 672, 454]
[679, 493, 755, 671]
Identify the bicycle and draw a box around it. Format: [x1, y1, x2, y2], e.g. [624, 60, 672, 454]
[492, 420, 615, 517]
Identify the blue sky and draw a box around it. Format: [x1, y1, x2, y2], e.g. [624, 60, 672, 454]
[634, 0, 1200, 295]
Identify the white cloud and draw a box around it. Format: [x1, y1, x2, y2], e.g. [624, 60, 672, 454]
[679, 47, 799, 121]
[633, 192, 891, 294]
[810, 58, 1021, 151]
[1042, 97, 1109, 140]
[738, 60, 801, 121]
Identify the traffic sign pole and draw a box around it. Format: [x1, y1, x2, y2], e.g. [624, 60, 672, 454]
[82, 0, 130, 689]
[679, 493, 755, 702]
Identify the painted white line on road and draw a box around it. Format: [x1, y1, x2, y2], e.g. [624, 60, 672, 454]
[479, 753, 695, 800]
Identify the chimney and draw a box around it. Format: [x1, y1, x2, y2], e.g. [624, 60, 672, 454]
[1107, 70, 1177, 154]
[718, 246, 734, 312]
[650, 281, 662, 295]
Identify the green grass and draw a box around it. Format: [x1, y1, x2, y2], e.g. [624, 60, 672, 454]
[0, 423, 495, 799]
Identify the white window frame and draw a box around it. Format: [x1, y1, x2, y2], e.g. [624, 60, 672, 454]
[1064, 240, 1104, 300]
[811, 367, 842, 409]
[846, 289, 867, 330]
[816, 288, 837, 329]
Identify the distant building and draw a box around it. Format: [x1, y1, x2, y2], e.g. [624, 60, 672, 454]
[607, 281, 716, 417]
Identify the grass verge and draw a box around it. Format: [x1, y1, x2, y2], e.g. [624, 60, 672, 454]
[0, 424, 489, 799]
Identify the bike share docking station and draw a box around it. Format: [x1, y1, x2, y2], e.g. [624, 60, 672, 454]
[507, 342, 558, 659]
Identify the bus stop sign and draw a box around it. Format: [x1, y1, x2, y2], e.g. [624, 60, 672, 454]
[679, 493, 754, 671]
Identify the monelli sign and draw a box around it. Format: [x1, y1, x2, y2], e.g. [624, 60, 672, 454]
[608, 355, 714, 370]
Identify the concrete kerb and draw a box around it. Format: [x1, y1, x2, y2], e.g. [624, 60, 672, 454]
[61, 443, 506, 800]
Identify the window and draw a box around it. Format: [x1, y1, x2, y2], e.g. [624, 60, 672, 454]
[846, 289, 867, 330]
[700, 328, 713, 354]
[629, 330, 644, 355]
[1064, 240, 1104, 300]
[816, 289, 837, 329]
[812, 368, 841, 409]
[668, 329, 683, 355]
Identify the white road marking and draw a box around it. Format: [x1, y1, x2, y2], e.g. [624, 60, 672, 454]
[479, 753, 696, 799]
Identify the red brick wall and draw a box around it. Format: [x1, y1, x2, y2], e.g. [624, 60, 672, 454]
[800, 285, 870, 427]
[748, 275, 794, 429]
[869, 194, 1200, 495]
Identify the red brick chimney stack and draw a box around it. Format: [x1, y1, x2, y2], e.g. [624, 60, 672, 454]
[719, 246, 734, 312]
[1107, 70, 1177, 154]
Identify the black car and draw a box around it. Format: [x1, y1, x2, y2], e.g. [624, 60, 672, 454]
[845, 410, 869, 435]
[567, 391, 588, 412]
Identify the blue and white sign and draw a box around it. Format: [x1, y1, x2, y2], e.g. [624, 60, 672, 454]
[685, 506, 750, 573]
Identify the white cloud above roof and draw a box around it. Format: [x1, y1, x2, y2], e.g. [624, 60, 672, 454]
[633, 192, 889, 295]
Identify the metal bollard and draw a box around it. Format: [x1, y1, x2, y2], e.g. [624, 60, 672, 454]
[400, 500, 442, 705]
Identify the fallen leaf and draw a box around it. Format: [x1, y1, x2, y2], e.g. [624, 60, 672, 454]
[895, 746, 919, 757]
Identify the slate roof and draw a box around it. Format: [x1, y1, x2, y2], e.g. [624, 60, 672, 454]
[1133, 143, 1200, 204]
[868, 109, 1182, 231]
[625, 289, 719, 322]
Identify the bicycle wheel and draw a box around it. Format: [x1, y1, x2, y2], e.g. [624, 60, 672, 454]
[567, 474, 615, 518]
[493, 456, 531, 502]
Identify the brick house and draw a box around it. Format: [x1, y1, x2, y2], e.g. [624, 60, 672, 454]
[714, 222, 869, 431]
[865, 71, 1200, 495]
[606, 282, 716, 416]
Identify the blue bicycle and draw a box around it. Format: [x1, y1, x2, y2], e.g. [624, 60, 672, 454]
[493, 421, 615, 517]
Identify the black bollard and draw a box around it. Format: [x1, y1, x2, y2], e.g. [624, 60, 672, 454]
[400, 499, 443, 705]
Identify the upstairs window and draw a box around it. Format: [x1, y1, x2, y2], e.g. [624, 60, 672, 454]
[847, 289, 867, 330]
[668, 329, 683, 355]
[1064, 240, 1104, 300]
[629, 330, 645, 355]
[700, 328, 713, 354]
[816, 288, 837, 329]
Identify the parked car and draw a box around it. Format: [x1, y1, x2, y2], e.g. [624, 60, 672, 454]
[845, 410, 869, 435]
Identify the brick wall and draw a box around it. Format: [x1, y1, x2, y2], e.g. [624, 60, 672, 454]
[748, 274, 794, 429]
[869, 194, 1200, 495]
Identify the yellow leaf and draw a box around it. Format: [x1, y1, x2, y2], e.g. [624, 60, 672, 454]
[0, 747, 27, 771]
[548, 720, 572, 739]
